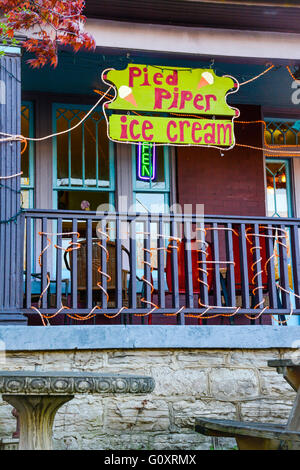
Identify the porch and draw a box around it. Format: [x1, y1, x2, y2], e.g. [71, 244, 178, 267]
[3, 1, 300, 452]
[5, 209, 299, 326]
[1, 46, 300, 326]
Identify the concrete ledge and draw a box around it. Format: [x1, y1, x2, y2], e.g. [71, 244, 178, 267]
[87, 19, 300, 61]
[0, 326, 300, 351]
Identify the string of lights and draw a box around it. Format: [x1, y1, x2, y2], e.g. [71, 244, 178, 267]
[94, 89, 300, 156]
[0, 87, 112, 144]
[31, 228, 117, 323]
[238, 64, 275, 86]
[0, 138, 28, 224]
[1, 63, 300, 154]
[28, 222, 297, 325]
[286, 65, 300, 82]
[181, 226, 295, 323]
[0, 62, 292, 146]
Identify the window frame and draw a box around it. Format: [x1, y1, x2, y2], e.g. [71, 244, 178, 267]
[52, 102, 115, 210]
[263, 117, 297, 219]
[264, 117, 300, 146]
[265, 157, 293, 218]
[21, 100, 35, 208]
[132, 144, 171, 213]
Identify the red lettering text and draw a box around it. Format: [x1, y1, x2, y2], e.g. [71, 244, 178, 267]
[120, 116, 128, 139]
[179, 91, 193, 110]
[191, 122, 202, 143]
[203, 123, 216, 144]
[154, 88, 172, 109]
[129, 119, 141, 140]
[168, 87, 179, 110]
[193, 94, 204, 111]
[128, 67, 142, 87]
[179, 120, 190, 141]
[167, 121, 178, 142]
[166, 70, 178, 86]
[142, 120, 154, 141]
[153, 72, 163, 85]
[205, 94, 217, 112]
[141, 67, 151, 87]
[217, 123, 232, 145]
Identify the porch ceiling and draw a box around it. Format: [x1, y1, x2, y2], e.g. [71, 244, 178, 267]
[83, 0, 300, 34]
[21, 51, 300, 114]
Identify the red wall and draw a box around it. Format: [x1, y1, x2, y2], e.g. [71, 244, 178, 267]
[176, 105, 266, 216]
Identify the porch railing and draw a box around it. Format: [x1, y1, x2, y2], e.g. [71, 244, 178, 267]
[15, 209, 300, 325]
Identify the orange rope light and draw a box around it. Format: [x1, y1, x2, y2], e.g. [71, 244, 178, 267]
[239, 65, 275, 86]
[235, 120, 300, 150]
[156, 235, 188, 318]
[20, 139, 28, 155]
[32, 228, 119, 323]
[193, 226, 242, 319]
[93, 89, 114, 99]
[133, 231, 159, 317]
[286, 65, 300, 82]
[243, 226, 296, 323]
[29, 223, 300, 325]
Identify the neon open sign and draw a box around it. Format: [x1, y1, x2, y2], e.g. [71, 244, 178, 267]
[137, 142, 156, 181]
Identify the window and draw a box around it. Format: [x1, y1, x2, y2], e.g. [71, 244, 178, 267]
[21, 102, 34, 208]
[265, 119, 300, 146]
[132, 144, 170, 213]
[53, 104, 115, 211]
[266, 159, 292, 218]
[264, 119, 294, 218]
[132, 144, 171, 279]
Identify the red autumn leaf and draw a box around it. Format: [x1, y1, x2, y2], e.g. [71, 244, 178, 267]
[0, 0, 96, 67]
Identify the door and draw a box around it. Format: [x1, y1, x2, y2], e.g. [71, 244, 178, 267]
[265, 158, 299, 324]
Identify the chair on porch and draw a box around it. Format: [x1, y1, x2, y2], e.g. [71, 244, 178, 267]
[64, 239, 130, 308]
[231, 225, 285, 324]
[23, 272, 70, 308]
[149, 239, 216, 324]
[166, 239, 214, 325]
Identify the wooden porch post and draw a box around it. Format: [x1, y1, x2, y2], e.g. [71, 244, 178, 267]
[0, 50, 26, 324]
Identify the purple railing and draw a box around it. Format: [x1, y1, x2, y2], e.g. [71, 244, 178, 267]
[15, 209, 300, 325]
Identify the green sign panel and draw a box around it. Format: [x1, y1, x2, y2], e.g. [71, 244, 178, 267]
[109, 115, 234, 146]
[103, 63, 239, 147]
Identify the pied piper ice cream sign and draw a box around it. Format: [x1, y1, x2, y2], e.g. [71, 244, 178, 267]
[102, 64, 239, 148]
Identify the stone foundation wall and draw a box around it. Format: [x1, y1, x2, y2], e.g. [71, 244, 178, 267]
[0, 348, 296, 450]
